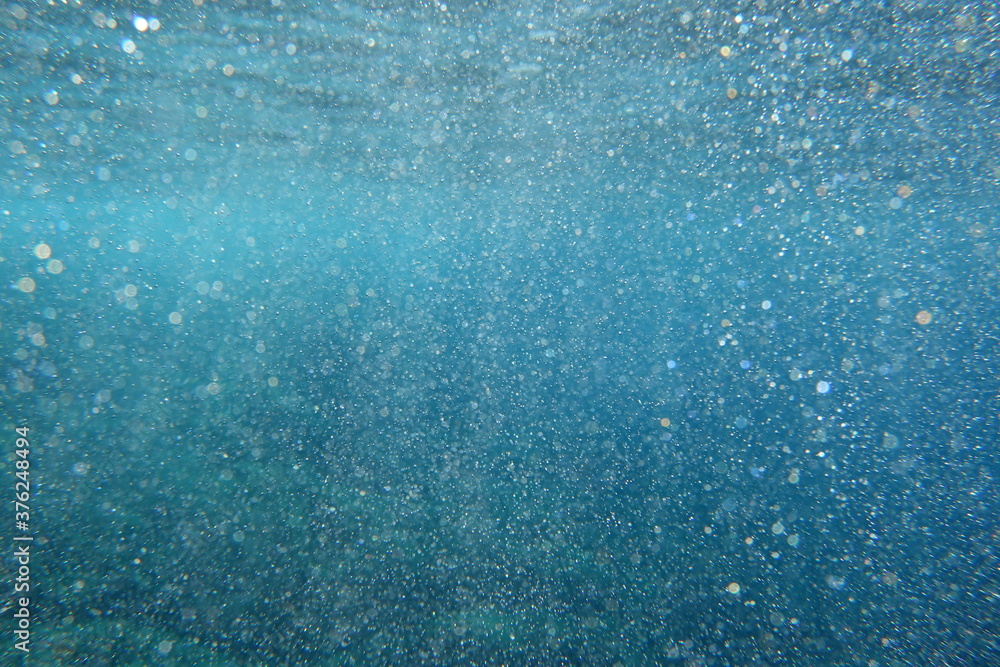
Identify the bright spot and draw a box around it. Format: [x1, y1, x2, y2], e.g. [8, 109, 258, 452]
[816, 381, 831, 394]
[16, 277, 36, 293]
[761, 300, 772, 310]
[34, 243, 52, 259]
[915, 310, 932, 325]
[727, 582, 741, 594]
[133, 16, 149, 31]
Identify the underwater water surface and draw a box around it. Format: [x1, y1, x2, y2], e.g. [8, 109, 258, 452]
[1, 1, 998, 665]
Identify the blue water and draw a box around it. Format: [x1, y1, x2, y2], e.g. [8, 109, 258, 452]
[2, 2, 998, 665]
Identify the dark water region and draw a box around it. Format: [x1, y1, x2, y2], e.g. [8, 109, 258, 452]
[2, 0, 999, 665]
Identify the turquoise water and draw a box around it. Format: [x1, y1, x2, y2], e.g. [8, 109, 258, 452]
[2, 2, 998, 665]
